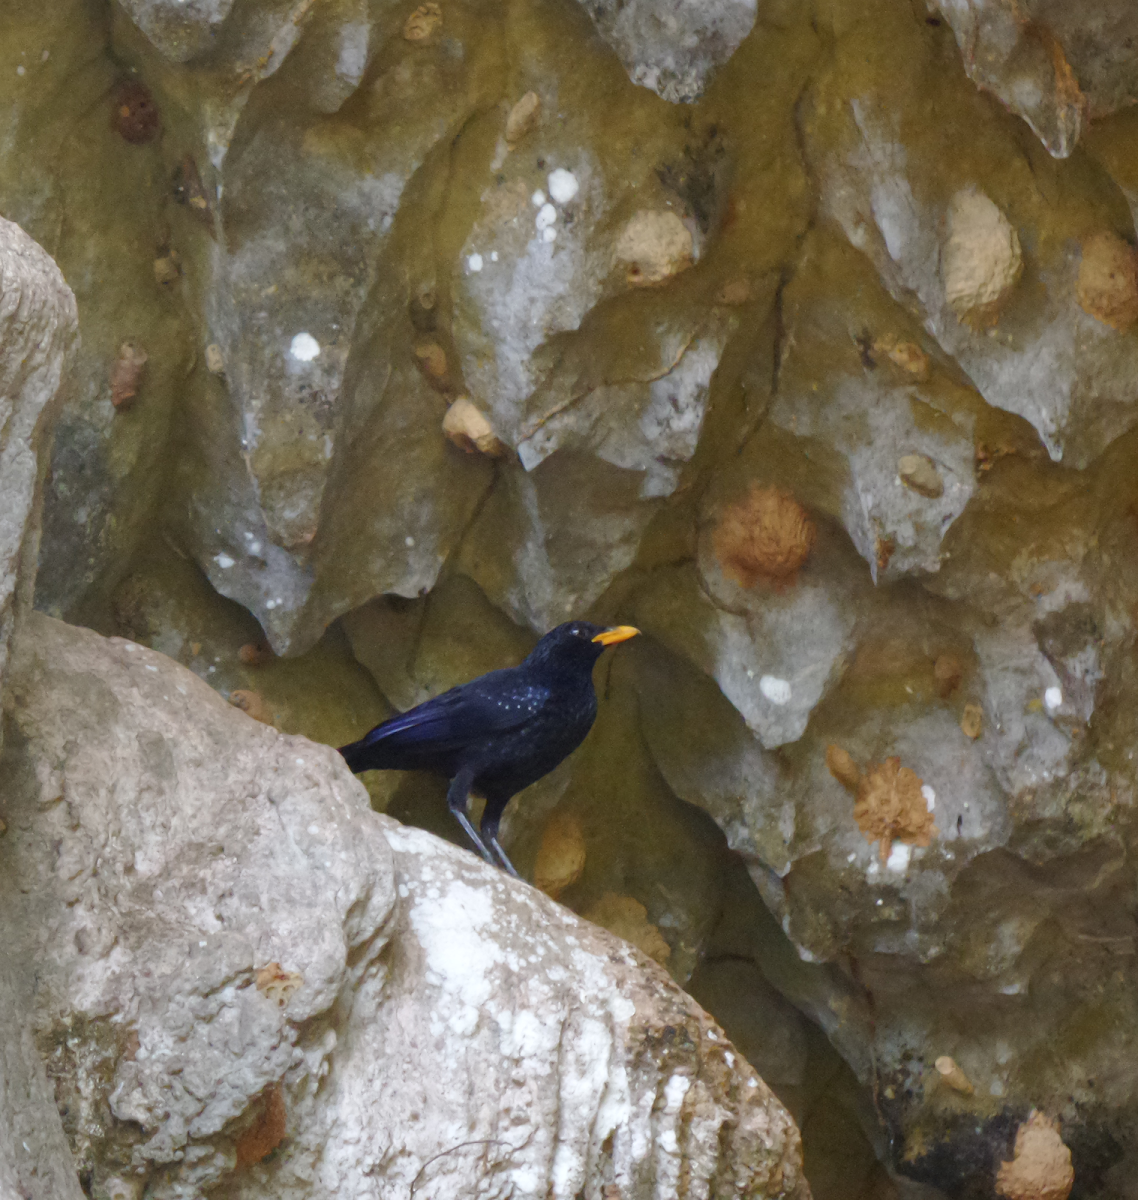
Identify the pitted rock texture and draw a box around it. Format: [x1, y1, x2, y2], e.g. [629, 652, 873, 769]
[930, 0, 1138, 157]
[0, 612, 808, 1200]
[1, 612, 398, 1198]
[577, 0, 758, 103]
[0, 216, 82, 1200]
[13, 0, 1138, 1193]
[0, 216, 78, 717]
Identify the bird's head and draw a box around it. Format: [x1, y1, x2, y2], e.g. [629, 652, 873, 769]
[527, 621, 640, 672]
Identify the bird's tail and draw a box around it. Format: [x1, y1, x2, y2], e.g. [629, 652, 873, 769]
[337, 737, 375, 773]
[337, 718, 437, 773]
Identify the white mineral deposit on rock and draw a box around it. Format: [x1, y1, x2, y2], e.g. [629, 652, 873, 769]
[547, 167, 579, 204]
[1044, 686, 1063, 711]
[885, 841, 911, 872]
[536, 202, 557, 231]
[531, 189, 546, 207]
[759, 675, 792, 705]
[467, 252, 484, 272]
[942, 189, 1023, 326]
[289, 332, 321, 361]
[614, 210, 694, 285]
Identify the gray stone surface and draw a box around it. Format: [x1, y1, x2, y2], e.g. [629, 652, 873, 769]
[0, 612, 809, 1200]
[577, 0, 758, 103]
[813, 81, 1138, 468]
[0, 216, 78, 720]
[0, 217, 82, 1200]
[931, 0, 1138, 157]
[13, 0, 1138, 1190]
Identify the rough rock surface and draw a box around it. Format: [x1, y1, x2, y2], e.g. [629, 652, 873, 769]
[577, 0, 758, 103]
[0, 611, 809, 1200]
[930, 0, 1138, 157]
[0, 215, 82, 1200]
[14, 0, 1138, 1194]
[0, 217, 77, 719]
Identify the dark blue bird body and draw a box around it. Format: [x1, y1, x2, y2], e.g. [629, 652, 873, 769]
[340, 666, 596, 796]
[338, 620, 639, 875]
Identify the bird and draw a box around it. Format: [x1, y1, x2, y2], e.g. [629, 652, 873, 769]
[338, 620, 640, 877]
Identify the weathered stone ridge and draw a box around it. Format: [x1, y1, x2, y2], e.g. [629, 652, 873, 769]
[0, 612, 808, 1200]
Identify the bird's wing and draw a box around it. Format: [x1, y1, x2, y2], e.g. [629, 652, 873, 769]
[342, 671, 552, 767]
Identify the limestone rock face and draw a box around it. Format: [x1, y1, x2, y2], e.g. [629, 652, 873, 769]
[577, 0, 759, 103]
[15, 0, 1138, 1194]
[0, 218, 82, 1200]
[930, 0, 1138, 157]
[0, 612, 809, 1200]
[0, 218, 78, 715]
[811, 50, 1138, 468]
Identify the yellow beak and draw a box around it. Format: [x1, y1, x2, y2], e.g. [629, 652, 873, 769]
[591, 625, 641, 647]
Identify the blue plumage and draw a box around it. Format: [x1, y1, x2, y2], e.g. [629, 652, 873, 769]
[338, 620, 639, 876]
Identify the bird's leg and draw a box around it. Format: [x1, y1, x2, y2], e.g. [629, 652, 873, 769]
[446, 768, 496, 866]
[480, 797, 520, 879]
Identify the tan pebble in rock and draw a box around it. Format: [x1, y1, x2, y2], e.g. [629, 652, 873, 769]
[584, 893, 670, 964]
[413, 341, 449, 384]
[942, 188, 1023, 327]
[875, 534, 896, 573]
[996, 1111, 1074, 1200]
[853, 757, 936, 863]
[238, 641, 273, 667]
[153, 252, 180, 285]
[205, 343, 225, 374]
[934, 653, 964, 697]
[255, 962, 304, 1007]
[533, 809, 586, 900]
[716, 278, 752, 306]
[175, 155, 214, 231]
[0, 817, 7, 837]
[713, 484, 816, 589]
[898, 454, 944, 499]
[235, 1085, 287, 1168]
[1076, 231, 1138, 330]
[229, 689, 273, 725]
[877, 336, 930, 380]
[961, 703, 983, 740]
[111, 80, 161, 144]
[403, 2, 442, 41]
[110, 342, 148, 410]
[614, 210, 693, 286]
[505, 91, 541, 144]
[934, 1055, 974, 1095]
[442, 397, 507, 457]
[826, 744, 863, 793]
